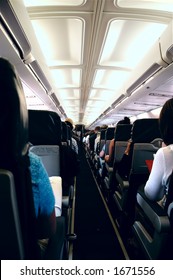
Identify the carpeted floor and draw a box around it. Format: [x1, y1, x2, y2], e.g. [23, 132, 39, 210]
[73, 145, 126, 260]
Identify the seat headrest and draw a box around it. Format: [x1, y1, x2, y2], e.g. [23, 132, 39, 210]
[100, 129, 107, 140]
[28, 110, 62, 145]
[132, 119, 161, 143]
[114, 124, 132, 141]
[61, 121, 68, 142]
[0, 57, 28, 168]
[0, 58, 38, 258]
[105, 127, 115, 140]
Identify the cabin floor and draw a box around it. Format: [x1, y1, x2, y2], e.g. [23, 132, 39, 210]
[72, 144, 145, 260]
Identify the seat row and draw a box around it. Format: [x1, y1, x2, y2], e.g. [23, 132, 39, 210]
[84, 118, 173, 259]
[0, 107, 77, 259]
[28, 109, 77, 257]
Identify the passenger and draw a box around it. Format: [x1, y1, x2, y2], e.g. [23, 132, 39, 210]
[0, 57, 56, 256]
[94, 124, 108, 153]
[89, 126, 100, 152]
[82, 130, 90, 144]
[85, 130, 94, 148]
[144, 98, 173, 208]
[65, 118, 78, 154]
[101, 117, 130, 165]
[29, 151, 57, 253]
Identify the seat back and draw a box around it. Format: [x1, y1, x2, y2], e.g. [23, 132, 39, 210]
[104, 127, 115, 155]
[28, 110, 62, 176]
[129, 119, 162, 181]
[0, 58, 38, 259]
[125, 118, 161, 178]
[0, 170, 24, 259]
[99, 129, 107, 153]
[133, 190, 171, 259]
[114, 124, 132, 162]
[61, 121, 68, 145]
[114, 119, 162, 224]
[28, 110, 62, 146]
[131, 142, 160, 174]
[30, 145, 60, 177]
[131, 118, 161, 143]
[66, 125, 72, 147]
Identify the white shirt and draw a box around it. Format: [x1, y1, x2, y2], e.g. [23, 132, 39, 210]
[144, 144, 173, 202]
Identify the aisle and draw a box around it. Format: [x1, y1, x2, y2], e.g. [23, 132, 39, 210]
[73, 145, 128, 260]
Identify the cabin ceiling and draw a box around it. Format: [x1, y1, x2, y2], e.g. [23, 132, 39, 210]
[2, 0, 173, 128]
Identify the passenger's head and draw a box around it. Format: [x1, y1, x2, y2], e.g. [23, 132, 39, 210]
[159, 98, 173, 145]
[101, 124, 108, 130]
[94, 126, 100, 133]
[65, 118, 74, 130]
[117, 116, 130, 125]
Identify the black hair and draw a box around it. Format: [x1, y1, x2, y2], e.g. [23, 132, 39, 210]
[117, 116, 130, 125]
[159, 98, 173, 145]
[65, 120, 73, 130]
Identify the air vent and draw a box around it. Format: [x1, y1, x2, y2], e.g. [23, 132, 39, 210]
[123, 108, 144, 112]
[134, 102, 160, 107]
[127, 63, 163, 95]
[149, 93, 173, 98]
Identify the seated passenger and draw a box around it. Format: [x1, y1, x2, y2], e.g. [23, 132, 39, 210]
[89, 126, 100, 152]
[0, 57, 57, 256]
[144, 98, 173, 208]
[94, 124, 108, 154]
[101, 117, 130, 165]
[65, 118, 78, 154]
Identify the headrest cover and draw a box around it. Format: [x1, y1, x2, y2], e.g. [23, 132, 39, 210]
[0, 57, 28, 168]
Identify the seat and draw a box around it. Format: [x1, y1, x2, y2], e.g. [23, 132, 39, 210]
[28, 110, 70, 196]
[0, 170, 25, 259]
[0, 57, 65, 259]
[28, 109, 76, 251]
[114, 119, 162, 229]
[132, 190, 172, 259]
[104, 127, 115, 156]
[113, 124, 133, 162]
[98, 127, 115, 178]
[96, 129, 107, 178]
[133, 170, 173, 259]
[61, 121, 68, 146]
[28, 110, 70, 201]
[0, 58, 39, 259]
[103, 124, 132, 200]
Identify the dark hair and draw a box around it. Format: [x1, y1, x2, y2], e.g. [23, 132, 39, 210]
[159, 98, 173, 145]
[65, 120, 73, 130]
[94, 126, 100, 131]
[118, 116, 130, 125]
